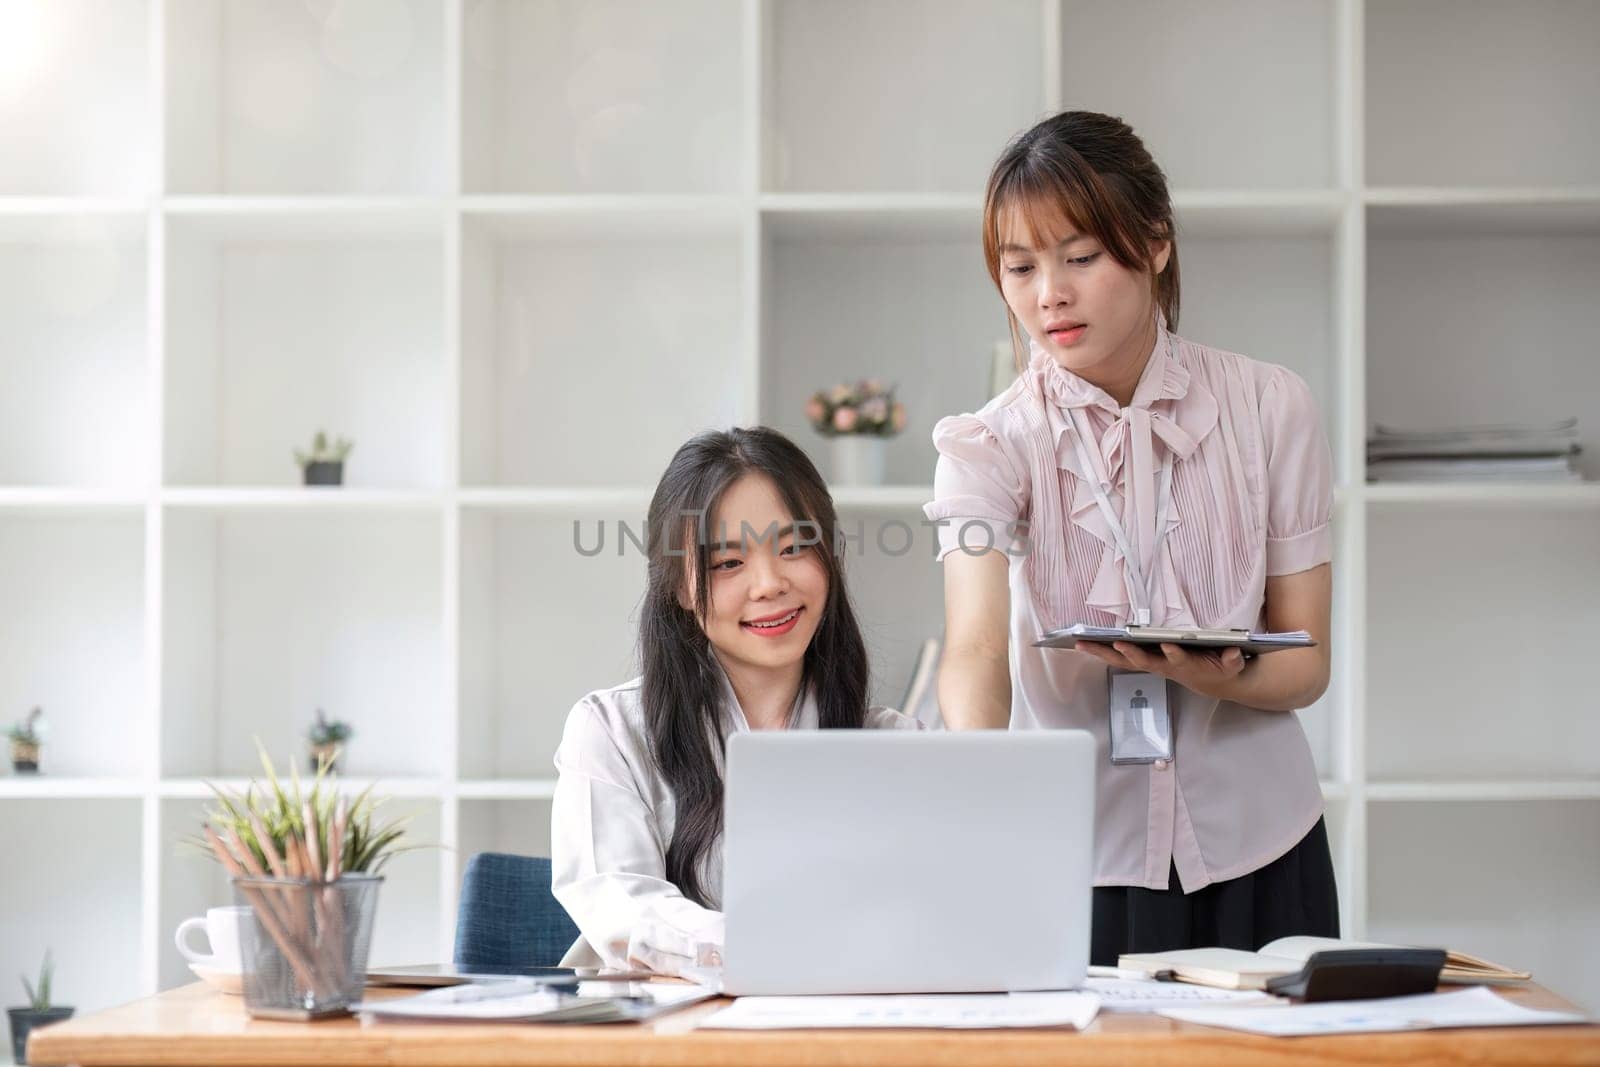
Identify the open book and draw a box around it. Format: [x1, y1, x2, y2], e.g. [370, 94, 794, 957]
[1120, 937, 1530, 991]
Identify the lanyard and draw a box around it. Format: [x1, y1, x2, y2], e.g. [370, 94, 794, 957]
[1068, 420, 1175, 627]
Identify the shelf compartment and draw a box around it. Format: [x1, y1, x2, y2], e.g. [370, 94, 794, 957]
[161, 510, 445, 780]
[1366, 0, 1600, 188]
[165, 0, 445, 194]
[0, 514, 146, 778]
[1176, 231, 1337, 429]
[764, 0, 1043, 193]
[0, 0, 152, 195]
[458, 210, 744, 487]
[760, 225, 1009, 486]
[461, 0, 744, 193]
[1060, 0, 1336, 190]
[1366, 228, 1600, 481]
[457, 510, 643, 780]
[1366, 511, 1599, 781]
[1368, 801, 1600, 1014]
[163, 210, 446, 488]
[0, 213, 149, 487]
[0, 799, 144, 1014]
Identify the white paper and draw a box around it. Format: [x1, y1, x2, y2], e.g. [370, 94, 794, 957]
[1159, 986, 1588, 1037]
[1084, 977, 1279, 1013]
[699, 991, 1101, 1030]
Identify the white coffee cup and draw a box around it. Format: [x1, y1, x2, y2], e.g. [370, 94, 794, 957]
[175, 906, 252, 973]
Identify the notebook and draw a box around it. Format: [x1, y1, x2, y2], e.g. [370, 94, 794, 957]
[1120, 937, 1531, 991]
[1034, 623, 1315, 657]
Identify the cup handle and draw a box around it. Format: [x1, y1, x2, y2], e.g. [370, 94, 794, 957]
[175, 917, 215, 966]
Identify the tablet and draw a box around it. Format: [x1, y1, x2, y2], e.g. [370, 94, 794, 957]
[1034, 624, 1316, 658]
[364, 963, 656, 987]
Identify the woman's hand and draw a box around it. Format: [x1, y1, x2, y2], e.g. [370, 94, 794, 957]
[1074, 640, 1247, 700]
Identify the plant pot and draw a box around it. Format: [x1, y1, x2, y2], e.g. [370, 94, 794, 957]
[9, 739, 39, 775]
[302, 461, 344, 486]
[9, 1006, 74, 1065]
[308, 743, 339, 775]
[831, 435, 888, 486]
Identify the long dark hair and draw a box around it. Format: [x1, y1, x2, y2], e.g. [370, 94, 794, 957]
[641, 427, 871, 907]
[982, 110, 1180, 366]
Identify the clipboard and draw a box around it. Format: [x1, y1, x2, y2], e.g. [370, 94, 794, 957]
[1033, 623, 1316, 658]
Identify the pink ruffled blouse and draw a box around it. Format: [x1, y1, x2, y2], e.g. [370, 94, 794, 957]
[924, 318, 1333, 891]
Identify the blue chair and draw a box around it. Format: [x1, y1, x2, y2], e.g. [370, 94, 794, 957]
[453, 853, 582, 968]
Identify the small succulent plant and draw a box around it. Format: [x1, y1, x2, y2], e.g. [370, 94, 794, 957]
[20, 950, 55, 1012]
[6, 707, 43, 746]
[307, 708, 353, 748]
[293, 430, 354, 469]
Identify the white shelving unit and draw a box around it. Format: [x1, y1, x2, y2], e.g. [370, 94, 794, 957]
[0, 0, 1596, 1023]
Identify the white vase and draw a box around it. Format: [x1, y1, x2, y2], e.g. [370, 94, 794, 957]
[831, 435, 888, 486]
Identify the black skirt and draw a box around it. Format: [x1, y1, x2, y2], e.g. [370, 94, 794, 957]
[1090, 817, 1340, 967]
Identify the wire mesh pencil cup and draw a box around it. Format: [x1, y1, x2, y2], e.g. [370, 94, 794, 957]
[231, 874, 382, 1019]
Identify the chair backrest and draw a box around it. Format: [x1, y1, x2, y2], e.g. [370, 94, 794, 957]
[453, 852, 582, 968]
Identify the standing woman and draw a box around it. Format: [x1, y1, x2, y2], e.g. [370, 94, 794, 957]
[925, 111, 1338, 964]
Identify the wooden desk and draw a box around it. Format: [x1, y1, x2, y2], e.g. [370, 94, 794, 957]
[27, 981, 1600, 1067]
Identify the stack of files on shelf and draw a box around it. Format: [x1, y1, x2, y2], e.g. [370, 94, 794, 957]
[1367, 419, 1582, 483]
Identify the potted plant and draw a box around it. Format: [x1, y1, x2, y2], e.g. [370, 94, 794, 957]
[307, 709, 352, 774]
[191, 745, 415, 1018]
[7, 707, 44, 775]
[293, 431, 354, 487]
[8, 951, 73, 1065]
[805, 379, 908, 486]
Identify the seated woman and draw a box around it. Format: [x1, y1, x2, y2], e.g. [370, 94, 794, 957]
[551, 426, 918, 976]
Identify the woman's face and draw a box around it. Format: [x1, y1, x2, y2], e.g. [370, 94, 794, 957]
[688, 472, 829, 680]
[996, 200, 1169, 379]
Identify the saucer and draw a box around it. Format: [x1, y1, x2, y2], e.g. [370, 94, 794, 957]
[189, 963, 244, 995]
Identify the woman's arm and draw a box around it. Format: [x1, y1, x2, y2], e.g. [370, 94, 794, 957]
[937, 548, 1013, 729]
[551, 703, 726, 975]
[1075, 562, 1332, 712]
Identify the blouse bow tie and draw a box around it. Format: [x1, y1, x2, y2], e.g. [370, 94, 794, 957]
[1025, 330, 1220, 624]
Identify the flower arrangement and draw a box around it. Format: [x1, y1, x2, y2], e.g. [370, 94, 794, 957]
[805, 379, 907, 438]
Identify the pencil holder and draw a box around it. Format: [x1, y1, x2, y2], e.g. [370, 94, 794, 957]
[231, 874, 382, 1019]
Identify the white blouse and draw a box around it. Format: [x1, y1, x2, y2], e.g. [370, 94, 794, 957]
[550, 668, 918, 976]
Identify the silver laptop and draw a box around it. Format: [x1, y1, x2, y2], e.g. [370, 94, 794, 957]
[722, 730, 1095, 995]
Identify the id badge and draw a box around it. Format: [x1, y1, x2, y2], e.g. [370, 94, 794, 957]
[1106, 670, 1173, 765]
